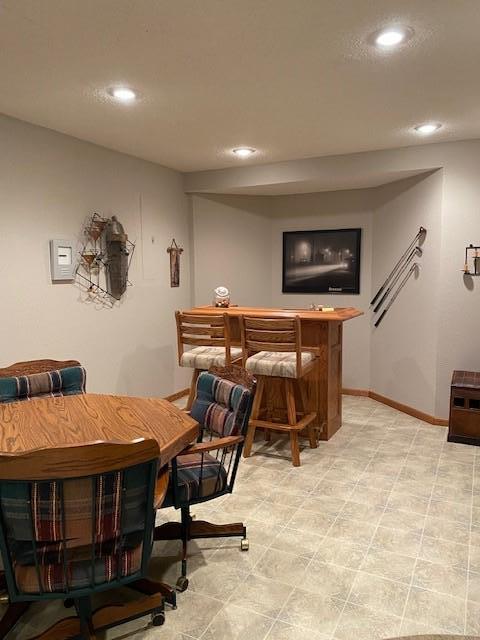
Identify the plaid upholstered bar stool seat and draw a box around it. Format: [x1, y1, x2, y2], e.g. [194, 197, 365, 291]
[240, 316, 318, 467]
[156, 365, 256, 592]
[176, 312, 242, 410]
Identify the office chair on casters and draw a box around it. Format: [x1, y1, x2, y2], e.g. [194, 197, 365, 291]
[155, 365, 256, 592]
[0, 440, 170, 640]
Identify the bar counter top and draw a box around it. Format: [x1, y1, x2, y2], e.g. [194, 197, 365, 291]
[188, 305, 363, 322]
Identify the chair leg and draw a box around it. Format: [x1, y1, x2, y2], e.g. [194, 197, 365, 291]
[243, 377, 264, 457]
[186, 369, 201, 411]
[298, 379, 317, 449]
[76, 596, 95, 639]
[290, 431, 301, 467]
[0, 602, 30, 640]
[176, 506, 191, 592]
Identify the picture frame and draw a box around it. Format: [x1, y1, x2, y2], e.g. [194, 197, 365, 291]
[282, 228, 361, 294]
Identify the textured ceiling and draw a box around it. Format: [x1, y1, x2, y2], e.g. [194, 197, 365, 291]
[1, 0, 479, 172]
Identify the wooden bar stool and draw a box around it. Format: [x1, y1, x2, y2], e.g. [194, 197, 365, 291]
[239, 315, 317, 467]
[176, 311, 242, 410]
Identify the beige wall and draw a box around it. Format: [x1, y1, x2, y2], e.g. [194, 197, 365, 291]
[371, 172, 443, 416]
[269, 190, 373, 390]
[0, 114, 192, 397]
[191, 194, 272, 306]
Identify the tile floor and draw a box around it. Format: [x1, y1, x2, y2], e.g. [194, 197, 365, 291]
[7, 395, 480, 639]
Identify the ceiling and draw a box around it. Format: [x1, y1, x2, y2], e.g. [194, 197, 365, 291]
[1, 0, 479, 172]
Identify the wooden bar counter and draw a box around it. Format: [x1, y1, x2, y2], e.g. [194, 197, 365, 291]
[185, 305, 363, 440]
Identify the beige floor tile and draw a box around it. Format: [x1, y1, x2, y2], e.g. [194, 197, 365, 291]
[339, 500, 384, 524]
[298, 560, 357, 600]
[300, 494, 347, 517]
[220, 494, 265, 520]
[253, 548, 311, 586]
[423, 513, 471, 545]
[166, 591, 224, 638]
[202, 603, 273, 640]
[286, 510, 335, 535]
[371, 526, 422, 558]
[346, 485, 390, 507]
[315, 537, 368, 570]
[433, 482, 473, 504]
[348, 571, 409, 617]
[392, 477, 434, 498]
[469, 543, 480, 573]
[264, 487, 308, 507]
[468, 570, 480, 603]
[242, 517, 281, 547]
[210, 541, 268, 572]
[188, 559, 248, 601]
[250, 501, 299, 526]
[278, 588, 344, 634]
[357, 471, 397, 491]
[413, 558, 468, 599]
[420, 535, 469, 569]
[310, 479, 356, 500]
[265, 620, 329, 640]
[269, 526, 324, 558]
[278, 472, 319, 492]
[399, 616, 448, 636]
[327, 517, 377, 546]
[404, 586, 466, 634]
[466, 599, 480, 635]
[360, 547, 416, 584]
[379, 508, 426, 534]
[323, 467, 364, 483]
[334, 602, 401, 640]
[228, 574, 293, 618]
[428, 498, 472, 523]
[387, 490, 430, 515]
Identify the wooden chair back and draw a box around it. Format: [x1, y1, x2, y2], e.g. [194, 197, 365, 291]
[239, 315, 304, 376]
[0, 359, 80, 378]
[175, 311, 233, 364]
[0, 439, 159, 601]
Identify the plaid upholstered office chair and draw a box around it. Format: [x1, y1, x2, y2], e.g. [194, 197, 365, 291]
[0, 359, 86, 401]
[155, 365, 255, 591]
[0, 440, 167, 639]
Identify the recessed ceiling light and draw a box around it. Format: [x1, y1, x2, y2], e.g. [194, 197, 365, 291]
[232, 147, 256, 158]
[109, 87, 137, 102]
[414, 122, 442, 135]
[375, 29, 405, 47]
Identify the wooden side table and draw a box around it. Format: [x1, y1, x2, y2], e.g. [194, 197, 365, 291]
[448, 370, 480, 445]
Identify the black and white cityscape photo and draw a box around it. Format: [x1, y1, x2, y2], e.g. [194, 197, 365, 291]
[282, 228, 361, 294]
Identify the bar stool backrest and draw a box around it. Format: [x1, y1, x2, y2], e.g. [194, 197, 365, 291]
[175, 311, 233, 365]
[239, 315, 304, 377]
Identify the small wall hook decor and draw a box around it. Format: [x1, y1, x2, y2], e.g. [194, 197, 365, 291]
[167, 238, 184, 287]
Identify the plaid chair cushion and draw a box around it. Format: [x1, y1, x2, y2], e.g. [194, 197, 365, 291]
[163, 453, 227, 507]
[245, 351, 315, 378]
[0, 463, 151, 594]
[0, 366, 86, 403]
[15, 544, 143, 594]
[190, 372, 251, 437]
[180, 346, 242, 370]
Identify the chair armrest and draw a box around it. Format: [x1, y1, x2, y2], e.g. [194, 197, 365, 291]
[179, 435, 244, 455]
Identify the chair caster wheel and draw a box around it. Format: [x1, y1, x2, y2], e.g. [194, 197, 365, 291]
[64, 598, 74, 608]
[152, 612, 165, 626]
[176, 576, 189, 592]
[241, 538, 249, 551]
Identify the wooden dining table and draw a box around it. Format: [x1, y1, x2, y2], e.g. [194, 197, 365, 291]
[0, 392, 199, 482]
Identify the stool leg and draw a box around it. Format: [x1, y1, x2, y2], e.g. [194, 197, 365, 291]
[244, 378, 264, 457]
[299, 379, 318, 449]
[186, 369, 201, 411]
[290, 431, 300, 467]
[285, 379, 301, 467]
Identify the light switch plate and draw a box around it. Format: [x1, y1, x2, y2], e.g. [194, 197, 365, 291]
[50, 239, 76, 282]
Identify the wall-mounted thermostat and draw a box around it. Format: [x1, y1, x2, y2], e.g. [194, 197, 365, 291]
[49, 239, 76, 282]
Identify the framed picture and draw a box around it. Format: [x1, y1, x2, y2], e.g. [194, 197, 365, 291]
[282, 228, 361, 294]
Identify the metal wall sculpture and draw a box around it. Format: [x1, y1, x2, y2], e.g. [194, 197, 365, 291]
[167, 239, 183, 287]
[76, 213, 135, 306]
